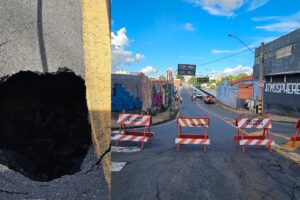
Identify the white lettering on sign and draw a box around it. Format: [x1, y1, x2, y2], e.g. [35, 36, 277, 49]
[265, 83, 300, 95]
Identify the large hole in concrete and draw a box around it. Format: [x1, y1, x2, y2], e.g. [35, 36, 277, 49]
[0, 71, 92, 182]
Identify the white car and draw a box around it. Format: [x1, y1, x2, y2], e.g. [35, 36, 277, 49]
[196, 94, 202, 99]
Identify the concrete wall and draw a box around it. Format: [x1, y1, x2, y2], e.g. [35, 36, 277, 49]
[253, 28, 300, 79]
[263, 82, 300, 117]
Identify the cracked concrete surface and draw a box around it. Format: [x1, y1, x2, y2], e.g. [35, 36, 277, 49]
[1, 0, 111, 199]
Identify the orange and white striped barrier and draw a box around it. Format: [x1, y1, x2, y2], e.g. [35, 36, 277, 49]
[175, 115, 210, 153]
[239, 139, 274, 146]
[175, 138, 210, 145]
[234, 115, 274, 152]
[290, 119, 300, 147]
[112, 112, 153, 149]
[111, 135, 149, 142]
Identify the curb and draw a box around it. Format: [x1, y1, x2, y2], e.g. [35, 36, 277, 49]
[215, 102, 298, 124]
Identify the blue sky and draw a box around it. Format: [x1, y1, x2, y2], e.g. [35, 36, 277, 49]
[111, 0, 300, 77]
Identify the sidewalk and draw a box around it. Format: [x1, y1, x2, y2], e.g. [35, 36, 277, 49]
[111, 101, 180, 129]
[216, 101, 299, 124]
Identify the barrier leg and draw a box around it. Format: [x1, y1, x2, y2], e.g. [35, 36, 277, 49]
[291, 130, 300, 147]
[204, 145, 207, 153]
[141, 142, 144, 150]
[177, 144, 180, 152]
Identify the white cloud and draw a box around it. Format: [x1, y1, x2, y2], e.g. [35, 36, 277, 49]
[111, 27, 144, 72]
[186, 0, 244, 17]
[211, 36, 280, 55]
[111, 27, 128, 49]
[224, 65, 253, 75]
[256, 21, 300, 32]
[209, 65, 253, 76]
[211, 48, 244, 54]
[247, 0, 269, 11]
[251, 16, 279, 22]
[141, 66, 158, 75]
[254, 12, 300, 32]
[184, 23, 195, 31]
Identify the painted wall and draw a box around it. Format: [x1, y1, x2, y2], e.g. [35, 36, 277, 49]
[263, 82, 300, 117]
[112, 73, 152, 112]
[112, 84, 142, 112]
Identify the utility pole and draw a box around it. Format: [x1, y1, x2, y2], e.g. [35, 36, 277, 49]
[258, 42, 264, 116]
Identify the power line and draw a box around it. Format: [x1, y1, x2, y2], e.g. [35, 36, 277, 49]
[197, 48, 254, 67]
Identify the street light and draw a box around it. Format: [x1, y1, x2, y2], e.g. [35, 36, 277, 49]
[228, 34, 254, 53]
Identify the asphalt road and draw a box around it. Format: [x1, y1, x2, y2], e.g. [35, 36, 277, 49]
[112, 85, 300, 200]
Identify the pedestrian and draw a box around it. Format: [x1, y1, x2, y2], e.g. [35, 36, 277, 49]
[180, 96, 182, 104]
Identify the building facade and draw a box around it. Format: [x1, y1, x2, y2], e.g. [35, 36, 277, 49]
[253, 28, 300, 117]
[216, 77, 256, 109]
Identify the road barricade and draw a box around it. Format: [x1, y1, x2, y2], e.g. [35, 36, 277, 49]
[234, 115, 274, 152]
[290, 120, 300, 147]
[111, 112, 153, 149]
[175, 115, 210, 153]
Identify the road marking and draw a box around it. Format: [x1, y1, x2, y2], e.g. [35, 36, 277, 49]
[111, 146, 142, 153]
[112, 162, 126, 172]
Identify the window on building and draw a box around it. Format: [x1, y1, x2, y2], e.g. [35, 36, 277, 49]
[271, 75, 284, 82]
[264, 51, 273, 59]
[255, 56, 260, 64]
[286, 73, 300, 82]
[276, 44, 295, 59]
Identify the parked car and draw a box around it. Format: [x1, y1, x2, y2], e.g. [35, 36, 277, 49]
[196, 94, 202, 99]
[204, 95, 214, 104]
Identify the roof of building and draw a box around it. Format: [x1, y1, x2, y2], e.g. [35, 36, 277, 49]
[152, 79, 167, 85]
[238, 83, 253, 89]
[230, 76, 253, 86]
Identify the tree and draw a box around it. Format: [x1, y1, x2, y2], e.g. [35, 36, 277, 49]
[176, 75, 184, 81]
[158, 75, 166, 80]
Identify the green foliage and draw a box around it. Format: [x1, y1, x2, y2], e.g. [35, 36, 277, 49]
[216, 73, 249, 85]
[176, 75, 184, 81]
[210, 85, 216, 90]
[164, 88, 170, 93]
[159, 75, 166, 80]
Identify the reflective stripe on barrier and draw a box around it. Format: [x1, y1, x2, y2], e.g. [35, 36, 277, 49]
[177, 118, 208, 127]
[239, 139, 274, 146]
[237, 118, 272, 129]
[175, 138, 210, 145]
[117, 114, 151, 126]
[112, 135, 149, 142]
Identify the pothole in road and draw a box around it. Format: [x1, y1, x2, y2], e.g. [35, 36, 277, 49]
[0, 70, 92, 182]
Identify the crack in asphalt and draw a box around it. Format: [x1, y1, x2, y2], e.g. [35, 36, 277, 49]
[82, 145, 111, 174]
[292, 186, 300, 200]
[155, 171, 162, 200]
[0, 40, 10, 48]
[0, 189, 28, 195]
